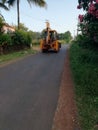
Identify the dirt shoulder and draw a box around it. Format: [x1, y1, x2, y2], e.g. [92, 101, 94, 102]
[52, 48, 80, 130]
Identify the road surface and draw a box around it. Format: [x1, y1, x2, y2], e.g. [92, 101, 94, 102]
[0, 45, 67, 130]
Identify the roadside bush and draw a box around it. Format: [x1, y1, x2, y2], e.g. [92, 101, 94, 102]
[74, 34, 98, 50]
[26, 32, 32, 46]
[0, 34, 12, 46]
[70, 43, 98, 130]
[77, 0, 98, 48]
[0, 34, 12, 54]
[11, 30, 32, 47]
[0, 30, 33, 54]
[74, 35, 91, 48]
[0, 16, 5, 34]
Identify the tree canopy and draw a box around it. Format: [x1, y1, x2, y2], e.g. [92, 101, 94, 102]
[77, 0, 98, 47]
[59, 31, 73, 43]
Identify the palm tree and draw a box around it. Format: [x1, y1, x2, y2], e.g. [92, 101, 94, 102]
[7, 0, 47, 29]
[0, 0, 9, 23]
[0, 0, 8, 10]
[0, 0, 9, 15]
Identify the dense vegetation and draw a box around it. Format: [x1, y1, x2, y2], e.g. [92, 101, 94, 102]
[59, 31, 73, 44]
[70, 41, 98, 130]
[0, 0, 98, 129]
[0, 0, 46, 54]
[70, 0, 98, 129]
[0, 15, 41, 54]
[77, 0, 98, 48]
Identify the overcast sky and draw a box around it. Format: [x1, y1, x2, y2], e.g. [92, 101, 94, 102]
[1, 0, 84, 36]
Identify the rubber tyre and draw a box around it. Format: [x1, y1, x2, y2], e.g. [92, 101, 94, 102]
[42, 49, 47, 53]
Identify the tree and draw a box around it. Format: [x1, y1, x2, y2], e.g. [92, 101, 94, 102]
[64, 31, 73, 43]
[7, 0, 47, 29]
[0, 15, 5, 33]
[59, 31, 73, 43]
[0, 0, 8, 10]
[0, 0, 8, 33]
[14, 23, 29, 31]
[0, 0, 9, 18]
[77, 0, 98, 47]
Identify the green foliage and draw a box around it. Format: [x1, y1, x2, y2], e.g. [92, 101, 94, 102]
[7, 0, 47, 8]
[74, 34, 98, 49]
[70, 43, 98, 130]
[28, 30, 41, 40]
[13, 23, 40, 46]
[14, 23, 29, 31]
[0, 16, 5, 33]
[0, 33, 12, 45]
[0, 1, 9, 10]
[59, 31, 73, 43]
[77, 0, 98, 48]
[31, 31, 41, 45]
[0, 21, 41, 54]
[11, 30, 32, 46]
[26, 31, 32, 45]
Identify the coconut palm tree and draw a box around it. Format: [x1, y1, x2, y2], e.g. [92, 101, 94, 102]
[0, 0, 9, 23]
[7, 0, 47, 29]
[0, 0, 8, 10]
[0, 0, 9, 15]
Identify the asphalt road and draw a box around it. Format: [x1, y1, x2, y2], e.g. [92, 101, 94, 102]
[0, 45, 67, 130]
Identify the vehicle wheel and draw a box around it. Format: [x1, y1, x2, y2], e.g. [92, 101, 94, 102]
[59, 43, 61, 48]
[55, 46, 60, 53]
[55, 48, 59, 53]
[42, 49, 47, 53]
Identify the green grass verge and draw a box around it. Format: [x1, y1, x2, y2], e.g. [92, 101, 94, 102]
[70, 43, 98, 130]
[0, 48, 37, 65]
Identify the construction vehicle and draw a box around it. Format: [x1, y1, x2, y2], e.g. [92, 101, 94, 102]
[40, 22, 61, 52]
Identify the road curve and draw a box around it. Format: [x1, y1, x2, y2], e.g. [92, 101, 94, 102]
[0, 45, 68, 130]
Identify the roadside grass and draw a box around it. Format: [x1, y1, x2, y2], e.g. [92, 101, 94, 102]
[70, 43, 98, 130]
[0, 48, 38, 65]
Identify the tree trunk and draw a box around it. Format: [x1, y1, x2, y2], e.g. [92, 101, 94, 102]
[17, 0, 20, 29]
[0, 45, 3, 55]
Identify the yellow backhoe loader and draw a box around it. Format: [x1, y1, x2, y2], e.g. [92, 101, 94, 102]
[40, 22, 61, 52]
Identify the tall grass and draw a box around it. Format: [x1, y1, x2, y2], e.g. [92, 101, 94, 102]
[70, 43, 98, 130]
